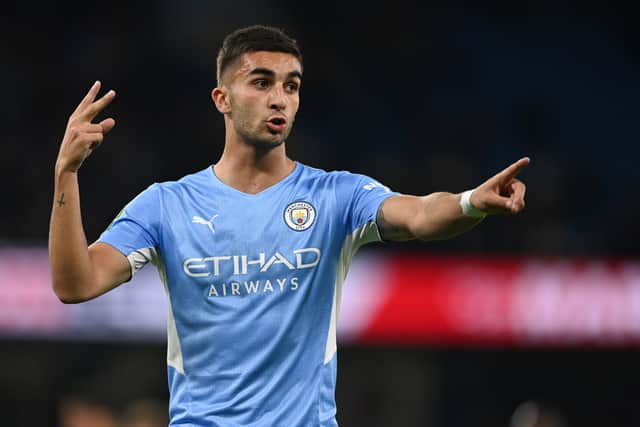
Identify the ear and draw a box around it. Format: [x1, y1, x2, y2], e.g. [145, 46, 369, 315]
[212, 86, 231, 114]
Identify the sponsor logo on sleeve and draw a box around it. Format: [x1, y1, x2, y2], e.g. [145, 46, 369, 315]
[363, 181, 391, 192]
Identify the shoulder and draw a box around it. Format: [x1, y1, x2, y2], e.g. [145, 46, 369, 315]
[124, 166, 213, 211]
[152, 165, 213, 194]
[295, 163, 394, 199]
[296, 162, 371, 187]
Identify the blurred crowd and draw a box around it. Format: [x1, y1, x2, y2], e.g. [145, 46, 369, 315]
[60, 397, 167, 427]
[1, 2, 638, 257]
[58, 397, 568, 427]
[1, 5, 639, 424]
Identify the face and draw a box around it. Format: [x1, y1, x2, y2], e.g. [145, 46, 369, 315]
[215, 51, 302, 148]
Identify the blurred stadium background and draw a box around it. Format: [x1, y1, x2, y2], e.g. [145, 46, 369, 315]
[1, 1, 639, 426]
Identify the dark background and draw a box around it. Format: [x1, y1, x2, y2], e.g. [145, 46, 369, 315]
[1, 1, 639, 426]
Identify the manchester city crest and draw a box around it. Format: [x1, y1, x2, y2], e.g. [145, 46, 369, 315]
[284, 201, 316, 231]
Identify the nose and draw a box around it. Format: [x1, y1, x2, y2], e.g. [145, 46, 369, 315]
[268, 85, 287, 111]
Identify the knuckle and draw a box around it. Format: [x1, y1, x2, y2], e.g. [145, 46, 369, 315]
[89, 134, 103, 145]
[69, 128, 81, 139]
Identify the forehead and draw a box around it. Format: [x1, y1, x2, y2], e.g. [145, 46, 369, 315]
[232, 51, 302, 79]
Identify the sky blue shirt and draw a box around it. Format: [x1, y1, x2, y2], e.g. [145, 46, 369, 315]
[98, 162, 398, 426]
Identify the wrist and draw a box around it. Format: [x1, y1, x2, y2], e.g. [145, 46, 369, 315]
[54, 166, 78, 182]
[459, 189, 487, 219]
[55, 162, 78, 179]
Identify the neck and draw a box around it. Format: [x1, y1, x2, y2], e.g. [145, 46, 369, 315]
[214, 133, 296, 195]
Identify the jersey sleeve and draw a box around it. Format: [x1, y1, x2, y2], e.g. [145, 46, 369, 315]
[335, 172, 399, 248]
[96, 183, 163, 279]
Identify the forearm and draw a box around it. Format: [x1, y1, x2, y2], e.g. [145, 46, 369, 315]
[409, 192, 484, 241]
[378, 158, 529, 242]
[48, 168, 94, 302]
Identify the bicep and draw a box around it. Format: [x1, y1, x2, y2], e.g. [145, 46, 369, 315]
[85, 242, 132, 300]
[376, 194, 423, 241]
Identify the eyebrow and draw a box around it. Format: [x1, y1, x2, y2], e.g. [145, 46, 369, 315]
[248, 68, 303, 80]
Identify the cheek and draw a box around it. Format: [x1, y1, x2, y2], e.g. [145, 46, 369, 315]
[239, 93, 264, 114]
[230, 94, 255, 118]
[289, 96, 300, 113]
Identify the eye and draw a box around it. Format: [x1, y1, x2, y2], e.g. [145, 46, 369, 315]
[285, 82, 300, 93]
[253, 79, 269, 89]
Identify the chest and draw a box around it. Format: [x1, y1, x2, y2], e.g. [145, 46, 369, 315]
[161, 190, 341, 280]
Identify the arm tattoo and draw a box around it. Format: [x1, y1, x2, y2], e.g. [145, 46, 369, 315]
[56, 193, 66, 207]
[376, 204, 388, 229]
[376, 201, 415, 241]
[376, 204, 402, 236]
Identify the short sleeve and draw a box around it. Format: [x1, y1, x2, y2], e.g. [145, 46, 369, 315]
[96, 183, 162, 278]
[335, 172, 399, 247]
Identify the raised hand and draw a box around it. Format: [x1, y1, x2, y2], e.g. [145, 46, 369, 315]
[55, 81, 116, 174]
[470, 157, 530, 215]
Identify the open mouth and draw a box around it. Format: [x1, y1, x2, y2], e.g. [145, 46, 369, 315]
[266, 117, 287, 132]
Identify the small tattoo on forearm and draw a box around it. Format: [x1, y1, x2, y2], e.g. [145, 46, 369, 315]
[56, 193, 66, 207]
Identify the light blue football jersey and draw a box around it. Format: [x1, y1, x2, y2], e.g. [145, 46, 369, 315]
[98, 162, 398, 426]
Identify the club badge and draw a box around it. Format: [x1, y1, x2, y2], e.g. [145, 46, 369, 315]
[284, 201, 316, 231]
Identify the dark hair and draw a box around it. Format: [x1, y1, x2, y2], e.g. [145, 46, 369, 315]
[216, 25, 303, 85]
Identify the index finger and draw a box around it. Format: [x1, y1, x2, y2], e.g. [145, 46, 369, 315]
[497, 157, 530, 181]
[72, 80, 101, 116]
[82, 89, 116, 121]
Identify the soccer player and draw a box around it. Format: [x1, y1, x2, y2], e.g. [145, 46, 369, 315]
[49, 25, 528, 426]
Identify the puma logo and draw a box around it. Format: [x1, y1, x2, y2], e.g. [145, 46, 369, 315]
[192, 214, 219, 235]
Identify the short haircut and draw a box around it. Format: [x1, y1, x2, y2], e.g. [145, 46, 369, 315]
[216, 25, 303, 85]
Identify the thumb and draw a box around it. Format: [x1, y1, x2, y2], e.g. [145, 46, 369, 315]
[99, 118, 116, 135]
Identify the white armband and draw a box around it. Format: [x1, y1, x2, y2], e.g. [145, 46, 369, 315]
[460, 189, 487, 219]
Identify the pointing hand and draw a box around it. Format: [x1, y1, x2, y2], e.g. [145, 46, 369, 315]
[470, 157, 530, 215]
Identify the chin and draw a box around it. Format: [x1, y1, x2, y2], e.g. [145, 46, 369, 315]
[246, 136, 285, 149]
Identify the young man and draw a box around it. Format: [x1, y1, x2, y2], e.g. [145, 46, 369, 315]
[49, 25, 528, 426]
